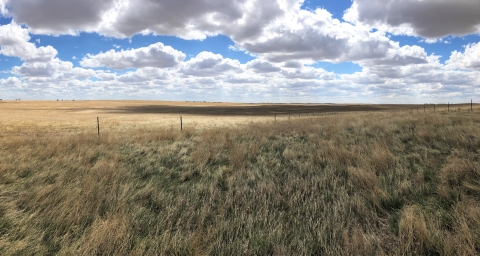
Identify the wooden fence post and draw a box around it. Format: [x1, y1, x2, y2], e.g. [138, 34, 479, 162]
[180, 116, 182, 131]
[471, 99, 473, 111]
[434, 104, 435, 112]
[275, 114, 276, 122]
[448, 102, 449, 112]
[97, 117, 100, 136]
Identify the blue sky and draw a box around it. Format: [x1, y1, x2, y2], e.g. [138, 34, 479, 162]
[0, 0, 479, 103]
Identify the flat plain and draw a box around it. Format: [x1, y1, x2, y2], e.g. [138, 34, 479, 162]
[0, 100, 444, 134]
[1, 100, 479, 255]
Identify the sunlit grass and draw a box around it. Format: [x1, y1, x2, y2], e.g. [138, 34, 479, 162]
[1, 101, 479, 255]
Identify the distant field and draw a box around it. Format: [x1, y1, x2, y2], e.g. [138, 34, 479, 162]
[1, 101, 480, 255]
[1, 100, 476, 135]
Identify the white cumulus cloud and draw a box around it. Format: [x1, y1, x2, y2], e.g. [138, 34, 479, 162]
[0, 0, 479, 102]
[0, 22, 57, 62]
[344, 0, 480, 39]
[235, 7, 429, 67]
[446, 42, 480, 71]
[179, 51, 241, 77]
[246, 59, 281, 73]
[80, 43, 186, 69]
[13, 58, 95, 80]
[1, 0, 291, 40]
[4, 0, 117, 35]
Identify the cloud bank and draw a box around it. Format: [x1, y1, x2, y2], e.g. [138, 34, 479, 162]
[344, 0, 480, 39]
[0, 0, 478, 102]
[80, 43, 186, 69]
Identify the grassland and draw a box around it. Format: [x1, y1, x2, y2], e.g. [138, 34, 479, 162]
[1, 101, 479, 255]
[0, 100, 450, 135]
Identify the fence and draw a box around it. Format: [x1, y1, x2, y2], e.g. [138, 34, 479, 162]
[1, 102, 478, 136]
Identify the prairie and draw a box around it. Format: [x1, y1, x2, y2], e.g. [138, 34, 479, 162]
[0, 100, 450, 135]
[0, 100, 479, 255]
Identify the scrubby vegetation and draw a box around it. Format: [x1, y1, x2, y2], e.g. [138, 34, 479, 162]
[1, 110, 479, 255]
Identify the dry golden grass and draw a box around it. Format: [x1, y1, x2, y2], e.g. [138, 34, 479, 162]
[3, 100, 474, 135]
[0, 100, 278, 134]
[1, 100, 480, 255]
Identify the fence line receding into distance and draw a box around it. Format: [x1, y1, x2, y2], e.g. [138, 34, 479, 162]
[1, 101, 478, 136]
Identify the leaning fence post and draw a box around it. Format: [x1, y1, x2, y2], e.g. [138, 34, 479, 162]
[97, 117, 100, 136]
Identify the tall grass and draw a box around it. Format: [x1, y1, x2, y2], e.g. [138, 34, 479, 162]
[1, 111, 479, 255]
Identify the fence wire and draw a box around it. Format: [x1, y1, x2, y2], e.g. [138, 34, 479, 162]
[1, 105, 478, 136]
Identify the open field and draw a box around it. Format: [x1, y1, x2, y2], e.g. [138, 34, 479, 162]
[1, 101, 480, 255]
[1, 100, 477, 135]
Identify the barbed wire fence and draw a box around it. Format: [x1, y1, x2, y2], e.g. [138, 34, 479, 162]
[1, 102, 478, 136]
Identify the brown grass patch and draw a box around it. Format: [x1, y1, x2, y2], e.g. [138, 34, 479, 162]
[1, 102, 480, 254]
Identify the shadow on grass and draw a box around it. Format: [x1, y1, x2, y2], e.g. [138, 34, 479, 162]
[102, 104, 418, 116]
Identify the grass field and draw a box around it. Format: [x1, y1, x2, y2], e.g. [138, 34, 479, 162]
[0, 100, 463, 135]
[1, 101, 479, 255]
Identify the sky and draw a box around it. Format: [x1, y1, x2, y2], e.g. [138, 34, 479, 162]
[0, 0, 479, 103]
